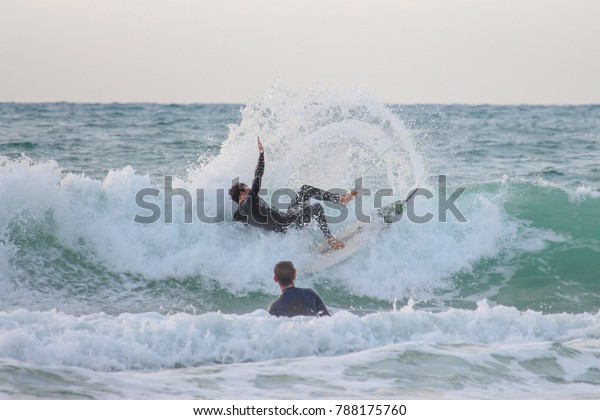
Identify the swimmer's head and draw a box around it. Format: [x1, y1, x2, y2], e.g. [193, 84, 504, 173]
[274, 261, 296, 287]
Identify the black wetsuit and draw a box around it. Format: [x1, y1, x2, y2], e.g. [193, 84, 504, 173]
[232, 152, 341, 238]
[268, 286, 331, 317]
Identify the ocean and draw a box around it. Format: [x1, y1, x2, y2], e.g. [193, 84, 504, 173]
[1, 85, 599, 399]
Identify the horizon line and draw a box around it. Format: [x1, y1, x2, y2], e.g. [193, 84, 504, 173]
[2, 100, 599, 107]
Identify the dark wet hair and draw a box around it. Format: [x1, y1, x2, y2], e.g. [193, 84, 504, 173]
[229, 183, 244, 203]
[274, 261, 296, 286]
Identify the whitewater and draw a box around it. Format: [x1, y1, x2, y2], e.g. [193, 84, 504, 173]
[0, 85, 599, 398]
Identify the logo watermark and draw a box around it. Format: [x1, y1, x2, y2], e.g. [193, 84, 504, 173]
[134, 175, 466, 225]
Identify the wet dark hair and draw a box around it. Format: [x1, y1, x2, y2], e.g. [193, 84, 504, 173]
[229, 183, 244, 203]
[274, 261, 296, 286]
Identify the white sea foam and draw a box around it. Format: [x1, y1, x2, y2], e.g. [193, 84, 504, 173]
[569, 185, 600, 202]
[4, 337, 599, 399]
[0, 302, 598, 372]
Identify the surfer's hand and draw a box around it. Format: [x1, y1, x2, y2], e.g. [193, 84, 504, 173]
[257, 136, 264, 153]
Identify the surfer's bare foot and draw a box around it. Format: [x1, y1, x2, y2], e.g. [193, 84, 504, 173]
[327, 237, 345, 250]
[340, 190, 358, 206]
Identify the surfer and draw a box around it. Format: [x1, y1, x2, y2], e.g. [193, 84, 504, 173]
[229, 137, 357, 249]
[268, 261, 330, 317]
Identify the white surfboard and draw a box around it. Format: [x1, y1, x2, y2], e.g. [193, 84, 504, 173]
[304, 221, 368, 272]
[303, 196, 410, 272]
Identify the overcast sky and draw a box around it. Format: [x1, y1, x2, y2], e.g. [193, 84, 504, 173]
[1, 0, 599, 104]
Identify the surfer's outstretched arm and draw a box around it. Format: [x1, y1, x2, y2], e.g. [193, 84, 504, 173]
[250, 136, 264, 196]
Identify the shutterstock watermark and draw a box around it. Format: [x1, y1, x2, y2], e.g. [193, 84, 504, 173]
[133, 175, 467, 225]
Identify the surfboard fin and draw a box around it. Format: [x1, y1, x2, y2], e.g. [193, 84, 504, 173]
[377, 188, 418, 224]
[378, 200, 405, 224]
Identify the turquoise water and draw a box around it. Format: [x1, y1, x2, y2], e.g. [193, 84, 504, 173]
[1, 87, 599, 398]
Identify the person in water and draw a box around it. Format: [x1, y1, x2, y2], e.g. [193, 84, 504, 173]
[268, 261, 330, 317]
[229, 137, 356, 249]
